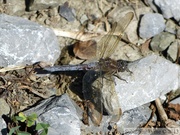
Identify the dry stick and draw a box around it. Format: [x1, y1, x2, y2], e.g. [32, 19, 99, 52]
[19, 85, 49, 99]
[0, 65, 26, 72]
[51, 27, 132, 41]
[51, 28, 101, 41]
[155, 98, 168, 122]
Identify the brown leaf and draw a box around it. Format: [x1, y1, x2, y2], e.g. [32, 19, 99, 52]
[167, 103, 180, 121]
[140, 39, 151, 55]
[73, 40, 97, 60]
[168, 103, 180, 113]
[167, 111, 180, 121]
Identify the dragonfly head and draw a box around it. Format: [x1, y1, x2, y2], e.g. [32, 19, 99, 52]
[117, 60, 129, 72]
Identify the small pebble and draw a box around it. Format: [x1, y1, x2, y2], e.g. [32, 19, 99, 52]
[167, 40, 178, 62]
[59, 2, 76, 22]
[139, 13, 165, 39]
[150, 32, 175, 52]
[165, 19, 176, 34]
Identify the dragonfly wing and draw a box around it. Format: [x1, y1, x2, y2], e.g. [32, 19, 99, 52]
[83, 70, 103, 126]
[101, 74, 122, 122]
[96, 22, 117, 59]
[96, 12, 134, 59]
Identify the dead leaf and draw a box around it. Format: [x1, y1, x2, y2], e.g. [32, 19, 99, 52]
[168, 103, 180, 113]
[166, 103, 180, 121]
[73, 40, 97, 60]
[140, 39, 151, 55]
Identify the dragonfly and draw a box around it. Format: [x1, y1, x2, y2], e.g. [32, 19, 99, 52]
[44, 12, 134, 126]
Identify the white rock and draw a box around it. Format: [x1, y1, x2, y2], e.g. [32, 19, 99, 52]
[0, 118, 7, 135]
[154, 0, 180, 22]
[139, 13, 165, 38]
[117, 104, 156, 134]
[24, 94, 82, 135]
[115, 54, 179, 112]
[0, 14, 60, 68]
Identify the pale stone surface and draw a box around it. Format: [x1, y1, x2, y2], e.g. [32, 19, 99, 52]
[154, 0, 180, 22]
[0, 14, 60, 68]
[139, 13, 165, 38]
[117, 104, 156, 134]
[115, 54, 179, 112]
[0, 98, 10, 116]
[24, 94, 82, 135]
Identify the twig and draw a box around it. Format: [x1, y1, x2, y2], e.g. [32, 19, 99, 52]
[51, 27, 132, 42]
[0, 65, 25, 72]
[19, 85, 49, 99]
[51, 27, 103, 41]
[155, 98, 168, 122]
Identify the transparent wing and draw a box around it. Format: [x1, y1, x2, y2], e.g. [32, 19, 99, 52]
[82, 70, 103, 126]
[96, 12, 134, 59]
[83, 70, 122, 126]
[101, 74, 122, 122]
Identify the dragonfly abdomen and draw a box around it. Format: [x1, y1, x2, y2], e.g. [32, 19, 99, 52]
[44, 62, 99, 72]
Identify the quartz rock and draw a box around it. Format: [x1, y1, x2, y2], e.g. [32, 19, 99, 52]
[0, 14, 60, 68]
[154, 0, 180, 22]
[24, 94, 82, 135]
[117, 104, 156, 134]
[115, 54, 179, 112]
[139, 13, 165, 38]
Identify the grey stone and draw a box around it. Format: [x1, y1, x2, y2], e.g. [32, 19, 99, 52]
[115, 54, 179, 112]
[80, 14, 88, 24]
[0, 14, 60, 68]
[139, 13, 165, 39]
[59, 2, 76, 22]
[167, 40, 178, 62]
[117, 104, 156, 134]
[0, 118, 7, 135]
[154, 0, 180, 22]
[24, 94, 82, 135]
[30, 0, 61, 11]
[165, 20, 176, 34]
[150, 32, 175, 52]
[0, 98, 10, 116]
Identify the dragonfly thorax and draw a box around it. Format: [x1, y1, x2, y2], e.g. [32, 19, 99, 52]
[98, 58, 120, 72]
[98, 58, 129, 73]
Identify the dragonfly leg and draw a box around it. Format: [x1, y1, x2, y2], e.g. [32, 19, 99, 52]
[126, 67, 133, 75]
[113, 72, 128, 83]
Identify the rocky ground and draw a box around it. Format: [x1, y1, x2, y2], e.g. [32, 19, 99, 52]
[0, 0, 180, 135]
